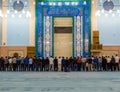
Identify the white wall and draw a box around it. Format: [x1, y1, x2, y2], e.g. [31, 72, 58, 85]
[7, 0, 30, 46]
[97, 0, 120, 45]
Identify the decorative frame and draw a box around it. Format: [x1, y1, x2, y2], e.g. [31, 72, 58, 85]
[35, 0, 91, 57]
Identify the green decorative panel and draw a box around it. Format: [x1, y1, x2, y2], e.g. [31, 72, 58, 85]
[36, 0, 91, 57]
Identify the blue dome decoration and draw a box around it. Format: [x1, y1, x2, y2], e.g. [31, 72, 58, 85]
[103, 0, 114, 11]
[13, 0, 24, 11]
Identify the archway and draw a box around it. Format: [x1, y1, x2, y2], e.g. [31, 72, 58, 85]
[35, 0, 91, 57]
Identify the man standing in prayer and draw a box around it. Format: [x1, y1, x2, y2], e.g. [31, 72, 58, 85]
[115, 54, 119, 71]
[49, 56, 54, 71]
[58, 57, 62, 72]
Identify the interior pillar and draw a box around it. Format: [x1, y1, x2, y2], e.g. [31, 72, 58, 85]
[30, 0, 35, 46]
[2, 0, 7, 45]
[91, 0, 98, 44]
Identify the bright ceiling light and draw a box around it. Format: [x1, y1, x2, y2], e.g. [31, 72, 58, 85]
[101, 9, 104, 13]
[49, 2, 52, 6]
[12, 14, 15, 18]
[5, 14, 7, 18]
[71, 2, 75, 5]
[117, 10, 120, 13]
[17, 0, 20, 4]
[83, 1, 86, 5]
[65, 2, 70, 5]
[26, 11, 31, 18]
[22, 10, 25, 14]
[0, 14, 3, 17]
[33, 1, 35, 5]
[7, 10, 10, 14]
[52, 2, 56, 6]
[58, 2, 62, 6]
[19, 14, 22, 18]
[41, 2, 44, 5]
[112, 13, 115, 17]
[105, 13, 108, 17]
[109, 10, 113, 13]
[14, 10, 18, 14]
[95, 11, 101, 16]
[92, 1, 94, 4]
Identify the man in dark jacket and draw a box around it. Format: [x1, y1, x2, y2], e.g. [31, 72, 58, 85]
[61, 57, 65, 72]
[65, 57, 70, 72]
[1, 57, 5, 71]
[0, 57, 2, 71]
[102, 56, 107, 71]
[110, 56, 115, 71]
[54, 57, 58, 71]
[45, 57, 49, 71]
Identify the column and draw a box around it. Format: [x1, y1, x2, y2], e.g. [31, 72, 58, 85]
[30, 0, 35, 46]
[91, 0, 97, 44]
[0, 0, 2, 45]
[2, 0, 7, 45]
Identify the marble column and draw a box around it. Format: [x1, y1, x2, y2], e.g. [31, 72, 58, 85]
[2, 0, 7, 45]
[30, 0, 35, 46]
[0, 0, 2, 45]
[91, 0, 98, 44]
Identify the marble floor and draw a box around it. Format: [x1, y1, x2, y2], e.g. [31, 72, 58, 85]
[0, 72, 120, 92]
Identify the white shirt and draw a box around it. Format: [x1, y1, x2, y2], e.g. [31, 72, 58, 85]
[82, 57, 86, 63]
[107, 57, 111, 63]
[29, 58, 33, 64]
[58, 58, 62, 64]
[49, 57, 54, 65]
[115, 56, 119, 63]
[12, 57, 16, 64]
[8, 58, 12, 64]
[92, 57, 94, 63]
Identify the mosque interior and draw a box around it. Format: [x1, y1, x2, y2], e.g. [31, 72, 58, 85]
[0, 0, 120, 57]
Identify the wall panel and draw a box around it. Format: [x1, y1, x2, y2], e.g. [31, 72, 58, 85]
[7, 0, 30, 46]
[0, 0, 2, 45]
[97, 0, 120, 45]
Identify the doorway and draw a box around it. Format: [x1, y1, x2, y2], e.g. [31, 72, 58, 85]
[54, 17, 73, 58]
